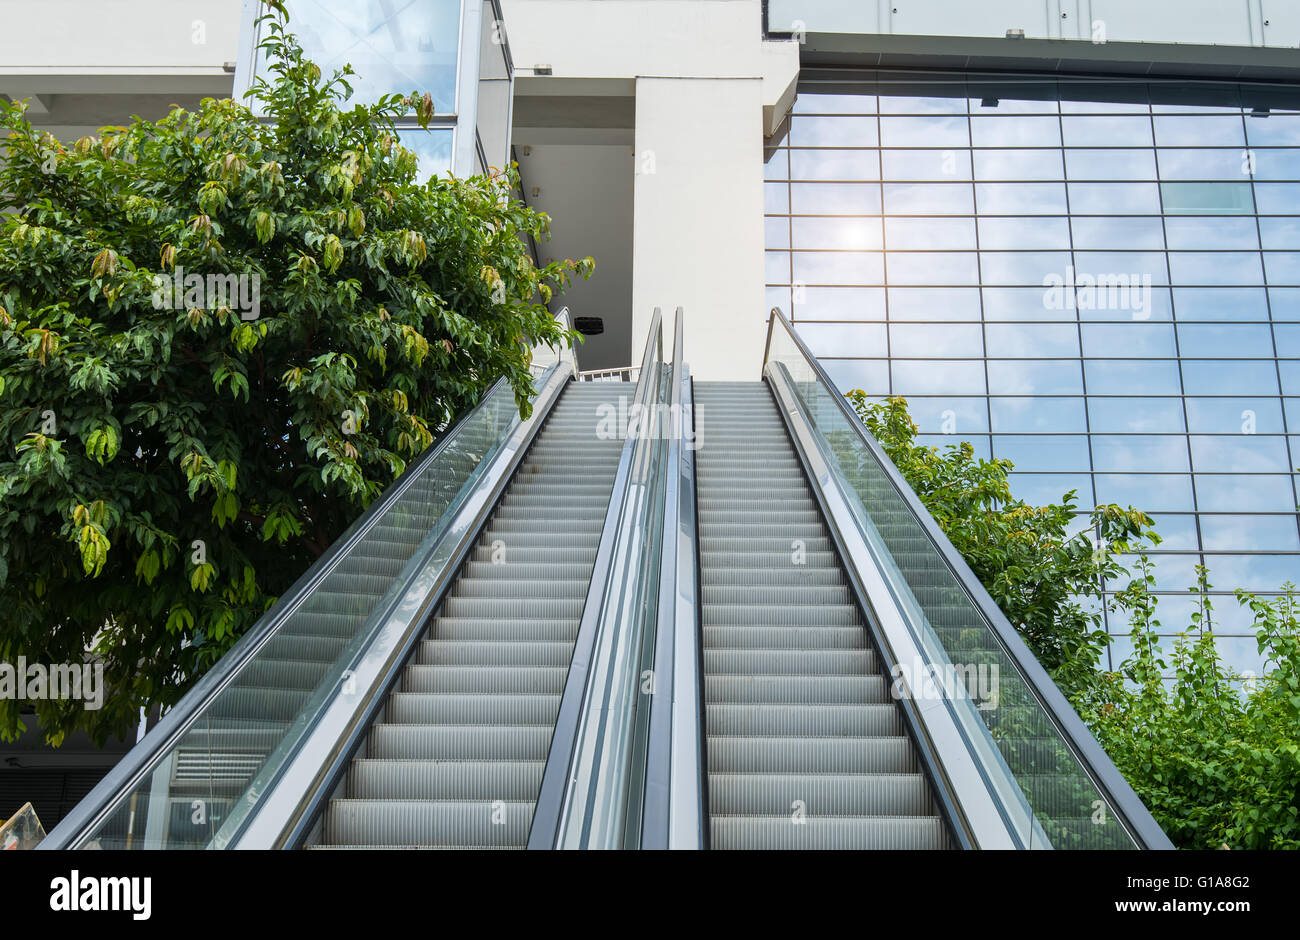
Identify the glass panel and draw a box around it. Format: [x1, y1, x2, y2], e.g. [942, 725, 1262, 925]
[1189, 435, 1291, 473]
[987, 360, 1083, 395]
[972, 149, 1065, 180]
[797, 322, 887, 357]
[1259, 218, 1300, 249]
[1164, 217, 1259, 250]
[1084, 360, 1182, 395]
[790, 182, 880, 215]
[970, 118, 1061, 147]
[1061, 115, 1154, 147]
[908, 397, 989, 433]
[1181, 360, 1278, 395]
[67, 361, 560, 849]
[1081, 324, 1176, 358]
[1177, 324, 1275, 358]
[888, 287, 981, 321]
[983, 287, 1076, 321]
[1172, 287, 1269, 321]
[881, 148, 973, 181]
[1065, 149, 1157, 180]
[793, 286, 886, 321]
[1195, 475, 1296, 511]
[791, 115, 879, 147]
[1156, 148, 1251, 180]
[282, 0, 461, 110]
[1068, 182, 1162, 214]
[1185, 398, 1285, 433]
[790, 148, 881, 180]
[1152, 115, 1246, 147]
[792, 217, 884, 250]
[885, 217, 976, 250]
[1087, 398, 1186, 433]
[975, 182, 1068, 214]
[765, 315, 1140, 848]
[792, 251, 884, 285]
[888, 323, 982, 358]
[992, 435, 1091, 472]
[886, 252, 979, 285]
[981, 251, 1071, 285]
[1070, 216, 1165, 250]
[891, 360, 986, 395]
[396, 128, 454, 181]
[989, 397, 1087, 432]
[1091, 436, 1190, 473]
[1201, 515, 1300, 551]
[884, 183, 974, 214]
[1160, 182, 1254, 215]
[1264, 252, 1300, 284]
[1092, 474, 1195, 511]
[880, 115, 970, 148]
[1008, 473, 1095, 506]
[986, 324, 1079, 358]
[978, 217, 1070, 250]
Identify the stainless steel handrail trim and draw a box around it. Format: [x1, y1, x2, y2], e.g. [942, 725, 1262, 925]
[528, 307, 664, 849]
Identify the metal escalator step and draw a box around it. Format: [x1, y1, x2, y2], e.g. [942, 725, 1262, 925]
[709, 815, 949, 850]
[366, 724, 554, 760]
[706, 736, 918, 774]
[706, 674, 889, 704]
[385, 693, 561, 725]
[704, 626, 867, 650]
[416, 640, 575, 667]
[347, 759, 545, 800]
[704, 648, 877, 676]
[323, 799, 533, 847]
[706, 702, 901, 736]
[709, 772, 934, 816]
[401, 664, 568, 694]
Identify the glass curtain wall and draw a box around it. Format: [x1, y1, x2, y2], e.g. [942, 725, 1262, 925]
[764, 71, 1300, 676]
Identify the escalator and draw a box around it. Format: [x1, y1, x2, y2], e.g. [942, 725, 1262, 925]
[310, 383, 625, 849]
[694, 383, 949, 849]
[41, 306, 1172, 852]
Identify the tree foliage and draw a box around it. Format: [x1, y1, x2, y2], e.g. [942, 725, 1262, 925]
[849, 392, 1300, 849]
[848, 392, 1154, 695]
[0, 9, 590, 743]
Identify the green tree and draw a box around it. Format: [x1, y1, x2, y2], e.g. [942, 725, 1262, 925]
[847, 392, 1154, 696]
[848, 392, 1300, 849]
[0, 9, 590, 744]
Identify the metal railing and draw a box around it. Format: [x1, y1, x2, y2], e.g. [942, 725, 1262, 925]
[41, 312, 579, 850]
[528, 307, 673, 849]
[762, 307, 1172, 850]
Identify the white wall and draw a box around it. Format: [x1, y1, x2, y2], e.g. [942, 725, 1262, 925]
[0, 0, 241, 95]
[502, 0, 798, 380]
[633, 78, 767, 381]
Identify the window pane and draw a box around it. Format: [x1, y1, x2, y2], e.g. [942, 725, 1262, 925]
[992, 435, 1091, 471]
[880, 116, 970, 148]
[1190, 435, 1291, 472]
[975, 182, 1068, 214]
[892, 360, 986, 395]
[983, 287, 1075, 321]
[1152, 115, 1246, 147]
[1081, 324, 1177, 357]
[789, 148, 880, 180]
[980, 251, 1070, 285]
[1259, 218, 1300, 249]
[1065, 149, 1157, 180]
[1061, 115, 1154, 147]
[1172, 287, 1269, 321]
[1085, 360, 1182, 395]
[1088, 397, 1186, 432]
[1091, 436, 1189, 472]
[971, 149, 1064, 180]
[1156, 148, 1250, 180]
[1160, 182, 1255, 215]
[1069, 182, 1162, 214]
[886, 252, 979, 285]
[987, 360, 1084, 395]
[1181, 360, 1278, 395]
[1070, 216, 1166, 249]
[792, 217, 883, 250]
[1164, 217, 1259, 249]
[1264, 252, 1300, 284]
[887, 287, 981, 321]
[1196, 476, 1296, 511]
[1007, 473, 1095, 507]
[908, 397, 989, 433]
[989, 397, 1087, 432]
[970, 117, 1061, 147]
[823, 359, 889, 396]
[881, 149, 972, 181]
[888, 323, 982, 357]
[884, 217, 976, 250]
[793, 286, 886, 321]
[1093, 474, 1194, 511]
[1245, 115, 1300, 146]
[791, 115, 879, 147]
[1185, 398, 1285, 433]
[986, 323, 1080, 357]
[1167, 252, 1263, 286]
[790, 182, 880, 215]
[1252, 183, 1300, 214]
[1201, 515, 1300, 551]
[883, 183, 974, 214]
[792, 251, 883, 285]
[977, 217, 1071, 249]
[1177, 324, 1274, 358]
[796, 322, 887, 357]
